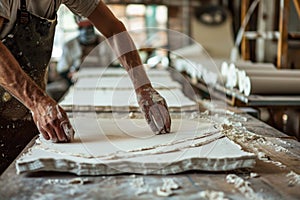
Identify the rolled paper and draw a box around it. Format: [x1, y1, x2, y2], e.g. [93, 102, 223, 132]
[244, 76, 300, 96]
[226, 62, 276, 89]
[245, 69, 300, 78]
[196, 63, 203, 80]
[186, 61, 198, 79]
[234, 62, 276, 70]
[202, 69, 218, 86]
[221, 61, 228, 83]
[243, 76, 251, 96]
[196, 60, 224, 84]
[237, 70, 246, 92]
[174, 59, 185, 72]
[226, 63, 237, 88]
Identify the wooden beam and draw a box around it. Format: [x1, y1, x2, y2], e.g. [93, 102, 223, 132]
[277, 0, 290, 69]
[241, 0, 251, 60]
[293, 0, 300, 18]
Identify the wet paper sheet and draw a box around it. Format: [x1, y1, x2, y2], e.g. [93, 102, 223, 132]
[59, 88, 198, 112]
[74, 76, 182, 90]
[16, 118, 256, 175]
[76, 67, 171, 78]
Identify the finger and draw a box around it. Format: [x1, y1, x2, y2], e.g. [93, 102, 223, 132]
[157, 102, 171, 133]
[156, 98, 171, 132]
[61, 122, 75, 142]
[55, 105, 74, 142]
[150, 99, 171, 134]
[148, 112, 160, 133]
[150, 104, 165, 134]
[145, 109, 159, 133]
[139, 101, 151, 124]
[52, 121, 67, 142]
[43, 124, 58, 143]
[55, 105, 64, 120]
[38, 125, 50, 140]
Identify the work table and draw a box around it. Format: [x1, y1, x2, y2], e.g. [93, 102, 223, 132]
[1, 66, 299, 199]
[0, 112, 299, 200]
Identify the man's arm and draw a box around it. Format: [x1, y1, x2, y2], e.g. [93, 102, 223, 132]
[88, 1, 171, 133]
[0, 17, 74, 142]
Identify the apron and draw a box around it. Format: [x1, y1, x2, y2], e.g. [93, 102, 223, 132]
[0, 0, 57, 120]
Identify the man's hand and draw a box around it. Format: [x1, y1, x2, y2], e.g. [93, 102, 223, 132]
[31, 100, 74, 143]
[136, 85, 171, 134]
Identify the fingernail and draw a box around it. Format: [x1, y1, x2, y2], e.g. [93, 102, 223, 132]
[51, 138, 58, 143]
[159, 129, 165, 134]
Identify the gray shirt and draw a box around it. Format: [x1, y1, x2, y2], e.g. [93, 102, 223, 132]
[0, 0, 100, 38]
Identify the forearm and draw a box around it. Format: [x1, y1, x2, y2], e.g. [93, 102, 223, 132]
[102, 22, 151, 91]
[88, 1, 151, 91]
[0, 41, 52, 111]
[87, 1, 171, 134]
[110, 33, 151, 91]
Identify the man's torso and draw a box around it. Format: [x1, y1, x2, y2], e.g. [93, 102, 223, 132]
[0, 0, 100, 39]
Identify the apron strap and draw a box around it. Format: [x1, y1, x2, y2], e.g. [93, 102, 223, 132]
[19, 0, 29, 24]
[54, 0, 57, 12]
[20, 0, 27, 11]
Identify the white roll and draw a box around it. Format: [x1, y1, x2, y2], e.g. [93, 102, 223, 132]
[238, 70, 246, 93]
[221, 61, 229, 78]
[245, 69, 300, 78]
[215, 61, 228, 84]
[244, 76, 300, 96]
[243, 76, 251, 96]
[196, 63, 203, 80]
[190, 62, 198, 79]
[235, 62, 276, 71]
[203, 70, 218, 86]
[174, 59, 186, 72]
[226, 63, 237, 88]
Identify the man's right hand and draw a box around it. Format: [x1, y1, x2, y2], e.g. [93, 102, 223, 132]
[31, 100, 75, 143]
[0, 17, 74, 143]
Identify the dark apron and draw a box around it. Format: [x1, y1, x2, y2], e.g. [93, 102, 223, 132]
[0, 0, 57, 120]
